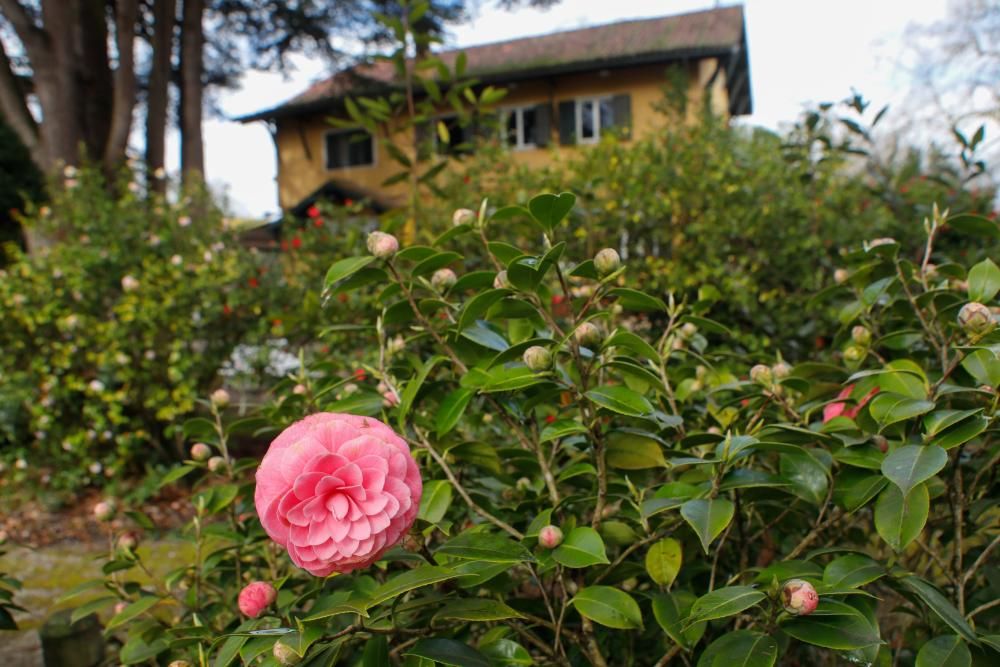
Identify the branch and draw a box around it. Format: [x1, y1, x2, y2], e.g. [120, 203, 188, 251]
[103, 0, 139, 169]
[0, 0, 44, 58]
[0, 33, 40, 164]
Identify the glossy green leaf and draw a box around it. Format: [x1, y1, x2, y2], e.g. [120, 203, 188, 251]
[585, 386, 654, 417]
[696, 631, 778, 667]
[436, 533, 533, 564]
[681, 498, 735, 553]
[480, 638, 532, 666]
[869, 394, 935, 428]
[436, 388, 473, 436]
[780, 599, 881, 650]
[687, 586, 766, 624]
[967, 258, 1000, 302]
[881, 445, 947, 496]
[553, 527, 610, 568]
[432, 598, 524, 622]
[527, 192, 575, 232]
[898, 576, 977, 643]
[366, 566, 461, 610]
[363, 636, 389, 667]
[570, 586, 643, 629]
[823, 554, 885, 589]
[874, 484, 929, 552]
[606, 430, 667, 469]
[916, 635, 971, 667]
[645, 538, 682, 586]
[105, 595, 161, 631]
[418, 480, 453, 524]
[961, 349, 1000, 387]
[608, 287, 667, 312]
[652, 592, 705, 648]
[324, 256, 375, 288]
[403, 638, 490, 667]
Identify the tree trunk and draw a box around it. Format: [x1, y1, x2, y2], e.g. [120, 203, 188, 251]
[76, 0, 113, 161]
[179, 0, 204, 184]
[0, 38, 41, 168]
[146, 0, 175, 193]
[103, 0, 139, 174]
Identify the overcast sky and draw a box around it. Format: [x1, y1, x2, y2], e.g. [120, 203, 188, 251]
[175, 0, 950, 219]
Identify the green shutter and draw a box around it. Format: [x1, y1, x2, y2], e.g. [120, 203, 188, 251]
[533, 104, 551, 147]
[558, 101, 575, 145]
[612, 94, 632, 139]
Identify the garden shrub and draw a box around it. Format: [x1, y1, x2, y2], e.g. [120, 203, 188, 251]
[72, 194, 1000, 665]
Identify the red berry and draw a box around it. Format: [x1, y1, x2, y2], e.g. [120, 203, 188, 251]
[344, 198, 354, 206]
[306, 205, 320, 218]
[292, 236, 302, 249]
[354, 369, 366, 380]
[248, 277, 259, 288]
[545, 415, 556, 424]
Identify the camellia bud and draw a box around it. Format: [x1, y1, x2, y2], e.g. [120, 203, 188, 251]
[493, 270, 510, 289]
[680, 322, 698, 339]
[957, 302, 995, 336]
[366, 231, 399, 259]
[833, 268, 849, 285]
[574, 322, 602, 349]
[273, 642, 301, 666]
[538, 525, 563, 549]
[843, 345, 866, 363]
[292, 383, 307, 396]
[851, 325, 872, 345]
[452, 208, 476, 227]
[431, 268, 457, 291]
[207, 456, 226, 473]
[781, 579, 819, 616]
[772, 361, 792, 380]
[210, 388, 231, 408]
[190, 443, 211, 461]
[750, 364, 773, 386]
[594, 248, 621, 277]
[523, 346, 552, 372]
[93, 499, 116, 522]
[121, 275, 140, 292]
[117, 531, 139, 551]
[238, 581, 278, 618]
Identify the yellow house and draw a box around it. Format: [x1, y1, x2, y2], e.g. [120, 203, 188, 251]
[237, 5, 751, 215]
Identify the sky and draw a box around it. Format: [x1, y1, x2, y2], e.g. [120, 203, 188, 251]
[176, 0, 952, 219]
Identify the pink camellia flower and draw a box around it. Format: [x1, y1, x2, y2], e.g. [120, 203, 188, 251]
[782, 579, 819, 616]
[254, 413, 422, 576]
[822, 384, 879, 423]
[238, 581, 277, 618]
[539, 525, 563, 549]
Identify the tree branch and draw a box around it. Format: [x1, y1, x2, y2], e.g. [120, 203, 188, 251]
[103, 0, 139, 170]
[0, 34, 40, 165]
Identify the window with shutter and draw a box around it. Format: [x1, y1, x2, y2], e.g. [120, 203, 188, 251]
[562, 95, 632, 145]
[500, 106, 544, 150]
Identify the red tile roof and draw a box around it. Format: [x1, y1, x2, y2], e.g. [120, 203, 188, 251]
[238, 5, 748, 122]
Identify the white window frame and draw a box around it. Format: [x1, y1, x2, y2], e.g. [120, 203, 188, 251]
[575, 95, 614, 145]
[501, 106, 538, 151]
[323, 128, 376, 171]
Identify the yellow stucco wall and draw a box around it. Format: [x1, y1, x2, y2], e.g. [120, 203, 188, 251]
[272, 60, 730, 210]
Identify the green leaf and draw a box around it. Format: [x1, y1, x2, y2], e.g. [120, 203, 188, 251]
[874, 483, 929, 552]
[70, 596, 117, 624]
[480, 638, 532, 666]
[570, 586, 643, 629]
[780, 599, 881, 650]
[413, 251, 462, 279]
[105, 595, 161, 631]
[645, 538, 682, 586]
[780, 450, 830, 505]
[608, 288, 667, 312]
[947, 213, 1000, 239]
[967, 258, 1000, 302]
[527, 192, 575, 232]
[823, 554, 885, 589]
[898, 576, 977, 643]
[869, 394, 935, 428]
[540, 419, 588, 442]
[553, 527, 610, 568]
[585, 386, 654, 417]
[366, 566, 460, 610]
[403, 638, 490, 667]
[687, 586, 766, 624]
[652, 592, 705, 648]
[916, 635, 971, 667]
[432, 598, 524, 622]
[606, 431, 667, 469]
[436, 388, 473, 436]
[932, 416, 989, 450]
[696, 631, 778, 667]
[834, 470, 887, 512]
[362, 636, 389, 667]
[961, 349, 1000, 387]
[604, 330, 661, 362]
[461, 322, 509, 352]
[881, 445, 947, 496]
[680, 498, 735, 553]
[436, 533, 533, 564]
[398, 355, 446, 429]
[120, 633, 169, 664]
[324, 256, 376, 288]
[418, 480, 453, 524]
[923, 409, 983, 437]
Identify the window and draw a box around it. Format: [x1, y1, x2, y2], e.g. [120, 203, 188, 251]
[434, 115, 475, 155]
[503, 106, 539, 150]
[325, 129, 374, 170]
[558, 95, 630, 146]
[576, 96, 616, 144]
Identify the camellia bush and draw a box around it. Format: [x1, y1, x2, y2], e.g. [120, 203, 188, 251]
[71, 193, 1000, 666]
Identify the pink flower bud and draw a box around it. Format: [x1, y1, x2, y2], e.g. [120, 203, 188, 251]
[431, 268, 457, 290]
[292, 383, 307, 396]
[382, 389, 400, 408]
[833, 268, 849, 285]
[367, 231, 399, 259]
[117, 532, 139, 551]
[93, 500, 116, 522]
[190, 443, 211, 461]
[121, 275, 139, 292]
[523, 346, 552, 372]
[574, 322, 602, 349]
[958, 302, 995, 336]
[207, 456, 226, 473]
[851, 325, 872, 345]
[211, 388, 231, 407]
[238, 581, 277, 618]
[452, 208, 476, 227]
[539, 525, 563, 549]
[772, 362, 792, 379]
[594, 248, 621, 276]
[781, 579, 819, 616]
[114, 602, 128, 616]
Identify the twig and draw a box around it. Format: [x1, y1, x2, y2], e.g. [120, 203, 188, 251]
[967, 597, 1000, 621]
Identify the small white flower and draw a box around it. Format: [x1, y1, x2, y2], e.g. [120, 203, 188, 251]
[144, 350, 156, 361]
[121, 275, 140, 291]
[15, 458, 27, 470]
[89, 380, 105, 392]
[148, 234, 162, 247]
[89, 462, 103, 475]
[178, 215, 192, 227]
[63, 165, 78, 178]
[171, 254, 183, 267]
[62, 440, 73, 452]
[128, 181, 141, 193]
[203, 251, 213, 262]
[153, 167, 166, 180]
